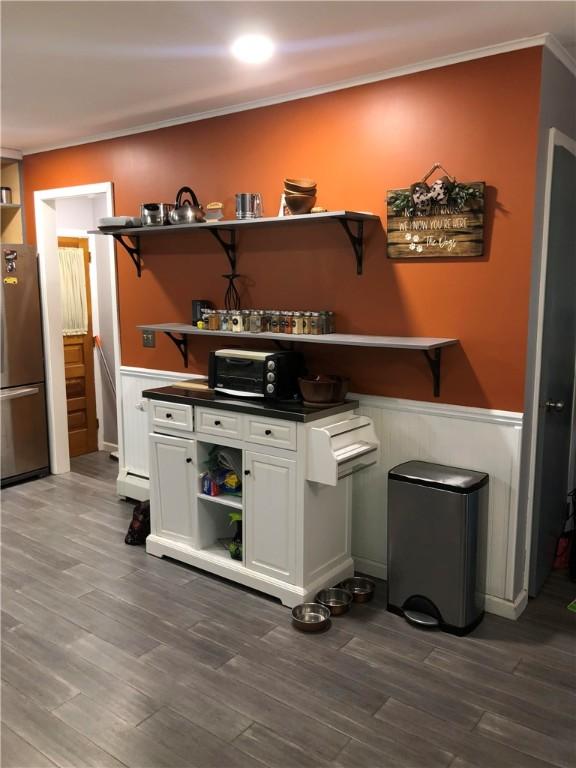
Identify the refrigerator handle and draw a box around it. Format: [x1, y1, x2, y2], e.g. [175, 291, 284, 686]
[0, 386, 40, 400]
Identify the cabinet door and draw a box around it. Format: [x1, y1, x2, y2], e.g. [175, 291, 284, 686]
[245, 451, 296, 583]
[149, 433, 195, 543]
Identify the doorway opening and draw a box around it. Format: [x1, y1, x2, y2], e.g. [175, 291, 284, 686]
[524, 129, 576, 596]
[34, 183, 121, 475]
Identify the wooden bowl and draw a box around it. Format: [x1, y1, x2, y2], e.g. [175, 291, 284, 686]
[285, 178, 317, 193]
[298, 376, 337, 402]
[285, 194, 316, 215]
[284, 188, 316, 197]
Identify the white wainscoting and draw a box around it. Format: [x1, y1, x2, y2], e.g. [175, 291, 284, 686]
[117, 366, 205, 499]
[118, 369, 525, 616]
[350, 394, 524, 611]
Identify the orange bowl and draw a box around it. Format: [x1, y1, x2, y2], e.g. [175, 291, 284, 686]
[285, 194, 317, 215]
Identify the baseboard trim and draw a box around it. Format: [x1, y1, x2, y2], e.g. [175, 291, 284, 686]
[102, 442, 118, 452]
[353, 557, 387, 581]
[484, 590, 528, 620]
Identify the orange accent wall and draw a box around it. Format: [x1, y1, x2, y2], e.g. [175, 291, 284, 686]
[23, 48, 542, 411]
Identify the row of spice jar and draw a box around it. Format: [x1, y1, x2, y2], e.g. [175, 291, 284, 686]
[198, 309, 335, 335]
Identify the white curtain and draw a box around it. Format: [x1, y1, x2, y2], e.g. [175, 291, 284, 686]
[58, 247, 88, 335]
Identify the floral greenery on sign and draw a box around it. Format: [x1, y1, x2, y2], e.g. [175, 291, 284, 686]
[388, 182, 482, 217]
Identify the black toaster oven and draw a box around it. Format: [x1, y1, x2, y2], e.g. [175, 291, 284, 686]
[208, 349, 304, 400]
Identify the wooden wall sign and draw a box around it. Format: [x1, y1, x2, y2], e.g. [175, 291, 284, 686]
[387, 182, 484, 259]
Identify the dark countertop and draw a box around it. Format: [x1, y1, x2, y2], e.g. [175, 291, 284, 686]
[143, 386, 359, 423]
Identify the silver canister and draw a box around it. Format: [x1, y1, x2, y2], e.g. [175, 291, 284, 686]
[235, 193, 263, 219]
[0, 187, 12, 204]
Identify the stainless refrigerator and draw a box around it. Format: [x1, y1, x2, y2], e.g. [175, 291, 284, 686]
[1, 244, 50, 485]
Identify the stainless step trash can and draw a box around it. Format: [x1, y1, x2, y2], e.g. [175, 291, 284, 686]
[387, 460, 488, 636]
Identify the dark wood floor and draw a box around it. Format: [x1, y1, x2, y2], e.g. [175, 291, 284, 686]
[2, 451, 575, 768]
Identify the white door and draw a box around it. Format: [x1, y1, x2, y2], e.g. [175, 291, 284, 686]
[244, 450, 296, 583]
[149, 433, 196, 544]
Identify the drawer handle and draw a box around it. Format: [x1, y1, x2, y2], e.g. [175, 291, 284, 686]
[166, 413, 173, 419]
[186, 458, 192, 464]
[265, 429, 272, 436]
[214, 420, 221, 426]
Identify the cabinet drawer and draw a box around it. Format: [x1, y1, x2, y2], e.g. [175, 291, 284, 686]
[152, 401, 193, 432]
[245, 416, 296, 450]
[195, 407, 243, 439]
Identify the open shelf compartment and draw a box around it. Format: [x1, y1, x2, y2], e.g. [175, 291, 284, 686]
[196, 441, 244, 564]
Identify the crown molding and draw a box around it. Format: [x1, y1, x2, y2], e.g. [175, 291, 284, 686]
[544, 32, 576, 76]
[1, 147, 23, 160]
[23, 33, 566, 156]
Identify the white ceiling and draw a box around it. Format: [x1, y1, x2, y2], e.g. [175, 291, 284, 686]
[3, 1, 575, 154]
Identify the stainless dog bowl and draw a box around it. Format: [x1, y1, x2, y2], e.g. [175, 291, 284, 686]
[315, 587, 353, 616]
[339, 577, 376, 603]
[291, 603, 331, 632]
[140, 202, 174, 226]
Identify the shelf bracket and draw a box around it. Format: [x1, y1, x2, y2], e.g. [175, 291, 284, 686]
[208, 228, 237, 272]
[112, 234, 142, 277]
[423, 348, 442, 397]
[337, 219, 365, 275]
[163, 331, 189, 368]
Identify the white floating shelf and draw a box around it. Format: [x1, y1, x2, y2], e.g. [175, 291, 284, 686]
[138, 323, 457, 351]
[138, 323, 458, 397]
[90, 210, 380, 276]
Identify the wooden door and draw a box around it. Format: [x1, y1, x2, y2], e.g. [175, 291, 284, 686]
[58, 237, 98, 457]
[244, 450, 296, 583]
[149, 433, 196, 543]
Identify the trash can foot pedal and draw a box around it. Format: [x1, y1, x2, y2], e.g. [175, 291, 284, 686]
[404, 610, 439, 629]
[404, 611, 440, 629]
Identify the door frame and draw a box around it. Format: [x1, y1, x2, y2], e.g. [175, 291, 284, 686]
[523, 128, 576, 594]
[34, 182, 120, 474]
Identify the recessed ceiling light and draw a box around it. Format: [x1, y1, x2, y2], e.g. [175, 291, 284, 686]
[231, 34, 275, 64]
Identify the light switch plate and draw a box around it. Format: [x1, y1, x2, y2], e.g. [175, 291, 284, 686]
[142, 330, 156, 348]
